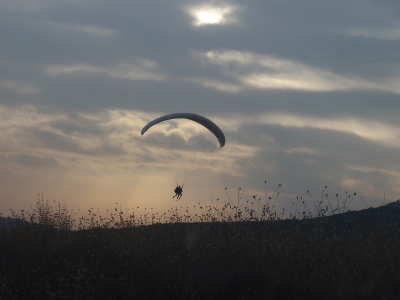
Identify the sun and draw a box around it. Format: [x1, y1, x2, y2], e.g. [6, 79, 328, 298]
[194, 9, 224, 25]
[188, 5, 236, 27]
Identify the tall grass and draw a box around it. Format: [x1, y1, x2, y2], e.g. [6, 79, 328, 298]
[1, 184, 399, 300]
[5, 183, 358, 230]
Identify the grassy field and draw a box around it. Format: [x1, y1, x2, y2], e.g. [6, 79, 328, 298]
[1, 196, 400, 300]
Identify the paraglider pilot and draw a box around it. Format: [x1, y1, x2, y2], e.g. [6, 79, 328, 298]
[141, 113, 225, 202]
[173, 185, 183, 200]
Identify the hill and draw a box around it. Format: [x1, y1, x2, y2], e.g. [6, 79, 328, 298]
[0, 217, 28, 227]
[1, 202, 400, 300]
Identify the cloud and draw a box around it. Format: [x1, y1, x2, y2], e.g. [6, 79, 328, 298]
[2, 0, 400, 211]
[0, 104, 260, 210]
[45, 59, 167, 81]
[188, 78, 243, 93]
[225, 112, 400, 149]
[227, 120, 400, 207]
[0, 105, 255, 176]
[0, 80, 41, 95]
[284, 147, 320, 156]
[349, 165, 400, 178]
[34, 20, 120, 39]
[195, 50, 400, 94]
[258, 114, 400, 147]
[69, 24, 119, 38]
[2, 103, 400, 212]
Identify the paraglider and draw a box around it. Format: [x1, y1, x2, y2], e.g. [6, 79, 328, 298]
[141, 113, 225, 147]
[141, 113, 225, 199]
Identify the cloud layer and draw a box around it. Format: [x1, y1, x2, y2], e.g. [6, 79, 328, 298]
[1, 0, 400, 213]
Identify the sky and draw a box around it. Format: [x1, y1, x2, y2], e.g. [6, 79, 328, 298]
[1, 0, 400, 215]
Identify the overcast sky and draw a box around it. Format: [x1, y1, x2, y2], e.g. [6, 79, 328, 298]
[1, 0, 400, 215]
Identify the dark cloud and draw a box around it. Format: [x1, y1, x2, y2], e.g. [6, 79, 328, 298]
[1, 0, 400, 117]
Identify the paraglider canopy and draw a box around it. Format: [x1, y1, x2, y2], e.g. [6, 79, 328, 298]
[141, 113, 225, 147]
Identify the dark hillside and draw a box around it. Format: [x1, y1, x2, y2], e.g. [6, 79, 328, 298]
[0, 217, 27, 226]
[1, 203, 400, 300]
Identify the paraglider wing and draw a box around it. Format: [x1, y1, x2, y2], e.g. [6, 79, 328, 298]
[141, 113, 225, 147]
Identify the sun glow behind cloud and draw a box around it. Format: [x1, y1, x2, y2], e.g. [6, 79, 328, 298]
[187, 4, 237, 27]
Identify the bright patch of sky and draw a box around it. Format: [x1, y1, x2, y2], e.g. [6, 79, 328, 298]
[186, 4, 237, 26]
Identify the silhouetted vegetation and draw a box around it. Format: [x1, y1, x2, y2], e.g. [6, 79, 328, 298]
[1, 190, 400, 299]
